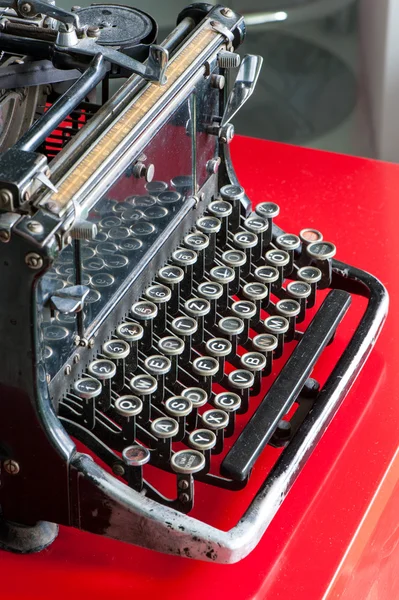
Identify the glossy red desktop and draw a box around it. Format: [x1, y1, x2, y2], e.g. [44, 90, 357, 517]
[3, 137, 399, 600]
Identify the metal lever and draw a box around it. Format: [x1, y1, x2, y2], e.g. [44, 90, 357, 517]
[50, 285, 90, 314]
[221, 54, 263, 127]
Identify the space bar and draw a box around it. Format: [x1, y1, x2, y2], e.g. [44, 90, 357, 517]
[221, 289, 351, 482]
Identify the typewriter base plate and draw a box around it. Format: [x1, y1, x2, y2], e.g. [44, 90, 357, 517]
[0, 519, 58, 554]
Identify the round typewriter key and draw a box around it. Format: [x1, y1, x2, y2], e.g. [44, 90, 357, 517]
[202, 409, 229, 454]
[242, 282, 268, 325]
[171, 316, 197, 366]
[55, 264, 74, 279]
[151, 417, 178, 461]
[231, 300, 257, 344]
[115, 395, 142, 443]
[131, 300, 157, 352]
[145, 283, 172, 334]
[244, 215, 269, 259]
[164, 396, 192, 441]
[218, 316, 244, 357]
[210, 265, 235, 313]
[119, 237, 143, 254]
[276, 299, 301, 342]
[188, 429, 216, 471]
[157, 336, 185, 386]
[104, 254, 129, 270]
[172, 248, 197, 297]
[67, 273, 91, 287]
[55, 311, 76, 327]
[205, 337, 232, 383]
[232, 231, 258, 278]
[240, 352, 267, 396]
[157, 265, 184, 316]
[171, 448, 205, 475]
[116, 321, 143, 373]
[91, 273, 115, 288]
[44, 345, 53, 360]
[73, 376, 102, 430]
[171, 174, 193, 195]
[130, 221, 156, 238]
[220, 184, 245, 232]
[130, 195, 156, 210]
[214, 392, 241, 437]
[300, 228, 323, 245]
[184, 231, 209, 279]
[84, 288, 101, 304]
[83, 256, 105, 273]
[88, 359, 116, 411]
[297, 265, 322, 308]
[129, 374, 157, 424]
[184, 297, 210, 345]
[157, 191, 182, 213]
[112, 201, 132, 214]
[306, 241, 336, 289]
[57, 252, 74, 266]
[43, 324, 69, 342]
[102, 339, 130, 392]
[144, 355, 171, 405]
[145, 180, 168, 196]
[143, 205, 169, 221]
[252, 333, 278, 376]
[254, 265, 279, 304]
[108, 226, 131, 242]
[227, 369, 254, 414]
[181, 387, 208, 429]
[221, 249, 246, 295]
[276, 233, 300, 276]
[196, 215, 221, 265]
[96, 241, 119, 256]
[121, 208, 144, 225]
[286, 281, 312, 323]
[255, 202, 280, 246]
[122, 444, 150, 491]
[197, 281, 223, 327]
[74, 377, 102, 400]
[208, 200, 232, 248]
[264, 315, 289, 359]
[192, 356, 219, 398]
[79, 246, 96, 260]
[100, 215, 121, 229]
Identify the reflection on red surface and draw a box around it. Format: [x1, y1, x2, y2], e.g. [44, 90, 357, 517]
[2, 138, 399, 600]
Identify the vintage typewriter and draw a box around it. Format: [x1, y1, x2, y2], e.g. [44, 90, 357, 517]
[0, 0, 388, 562]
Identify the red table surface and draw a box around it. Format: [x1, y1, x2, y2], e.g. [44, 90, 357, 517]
[5, 137, 399, 600]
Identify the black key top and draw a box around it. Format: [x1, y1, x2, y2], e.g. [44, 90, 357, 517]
[145, 180, 168, 196]
[116, 321, 143, 373]
[252, 333, 277, 376]
[197, 281, 223, 327]
[121, 444, 150, 491]
[275, 299, 301, 342]
[171, 248, 198, 298]
[297, 266, 322, 309]
[286, 281, 311, 323]
[196, 216, 221, 266]
[170, 316, 197, 366]
[88, 359, 116, 411]
[232, 231, 258, 278]
[209, 265, 235, 313]
[144, 354, 171, 404]
[115, 395, 142, 443]
[192, 356, 219, 398]
[243, 215, 268, 262]
[164, 396, 192, 442]
[213, 392, 241, 437]
[208, 200, 232, 248]
[306, 241, 337, 289]
[181, 387, 208, 430]
[151, 417, 178, 461]
[184, 297, 211, 345]
[221, 289, 351, 481]
[131, 300, 157, 352]
[263, 315, 289, 359]
[129, 373, 157, 423]
[220, 184, 245, 232]
[102, 339, 130, 392]
[240, 352, 266, 396]
[201, 409, 229, 454]
[254, 265, 279, 307]
[157, 336, 185, 386]
[255, 201, 279, 246]
[205, 337, 232, 383]
[231, 300, 256, 344]
[171, 449, 205, 512]
[184, 232, 209, 280]
[73, 377, 101, 430]
[265, 249, 289, 287]
[242, 282, 268, 325]
[227, 369, 254, 414]
[145, 284, 172, 334]
[157, 190, 182, 213]
[188, 429, 217, 473]
[218, 316, 244, 357]
[275, 233, 300, 276]
[221, 249, 247, 295]
[157, 265, 184, 316]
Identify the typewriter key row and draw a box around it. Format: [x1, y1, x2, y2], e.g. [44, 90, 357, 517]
[59, 187, 338, 511]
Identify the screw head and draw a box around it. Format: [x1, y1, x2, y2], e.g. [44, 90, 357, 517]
[45, 201, 58, 213]
[0, 189, 12, 207]
[221, 7, 234, 17]
[26, 221, 44, 235]
[25, 252, 44, 270]
[112, 463, 125, 476]
[0, 230, 10, 243]
[20, 2, 32, 13]
[64, 365, 72, 375]
[4, 459, 20, 475]
[87, 25, 101, 37]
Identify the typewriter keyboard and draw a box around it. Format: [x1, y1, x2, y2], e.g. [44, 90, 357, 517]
[56, 185, 351, 515]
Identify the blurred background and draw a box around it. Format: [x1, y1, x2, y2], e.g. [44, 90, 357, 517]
[60, 0, 397, 162]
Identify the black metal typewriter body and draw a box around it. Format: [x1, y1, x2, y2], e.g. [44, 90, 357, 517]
[0, 1, 388, 562]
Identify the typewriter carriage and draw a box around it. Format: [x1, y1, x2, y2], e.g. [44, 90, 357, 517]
[0, 2, 389, 562]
